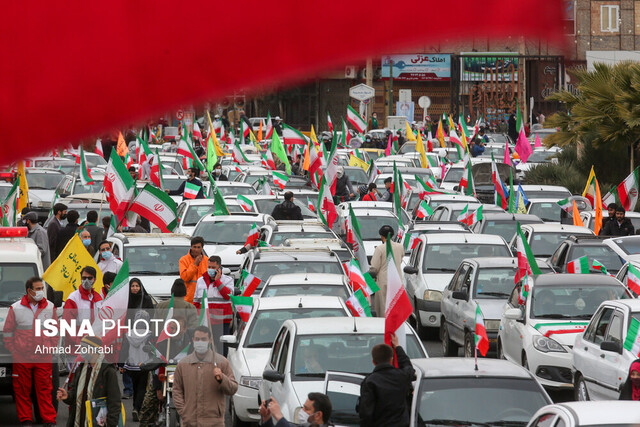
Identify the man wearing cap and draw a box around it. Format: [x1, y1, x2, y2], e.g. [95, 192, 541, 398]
[57, 335, 122, 427]
[273, 116, 283, 136]
[3, 277, 58, 427]
[334, 166, 356, 204]
[369, 226, 404, 317]
[24, 211, 51, 269]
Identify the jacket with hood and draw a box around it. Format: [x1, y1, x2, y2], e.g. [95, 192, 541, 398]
[619, 359, 640, 401]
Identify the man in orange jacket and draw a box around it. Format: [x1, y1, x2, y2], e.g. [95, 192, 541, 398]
[180, 236, 209, 303]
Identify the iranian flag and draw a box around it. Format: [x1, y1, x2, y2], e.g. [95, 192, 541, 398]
[193, 121, 203, 140]
[582, 166, 597, 207]
[265, 113, 274, 140]
[347, 259, 379, 297]
[325, 135, 339, 195]
[459, 205, 483, 226]
[615, 167, 640, 211]
[475, 305, 489, 357]
[557, 198, 572, 212]
[198, 288, 210, 327]
[317, 176, 337, 228]
[177, 131, 194, 158]
[514, 222, 542, 283]
[128, 184, 178, 233]
[327, 112, 334, 132]
[261, 178, 274, 196]
[79, 146, 94, 185]
[459, 155, 475, 196]
[104, 150, 136, 221]
[150, 148, 165, 189]
[282, 124, 307, 145]
[92, 260, 130, 344]
[241, 117, 251, 140]
[347, 105, 367, 134]
[345, 205, 369, 270]
[206, 171, 231, 215]
[95, 138, 104, 157]
[244, 222, 259, 247]
[232, 142, 250, 164]
[147, 343, 168, 363]
[492, 156, 508, 209]
[303, 140, 322, 175]
[261, 150, 276, 170]
[1, 178, 19, 226]
[592, 259, 613, 276]
[346, 289, 372, 317]
[627, 263, 640, 295]
[403, 233, 420, 250]
[157, 294, 175, 343]
[449, 128, 465, 149]
[240, 270, 262, 297]
[230, 295, 253, 322]
[272, 171, 289, 189]
[183, 181, 201, 199]
[624, 318, 640, 357]
[518, 273, 532, 305]
[237, 194, 254, 212]
[384, 238, 413, 346]
[106, 214, 118, 238]
[567, 256, 590, 274]
[416, 200, 434, 219]
[307, 198, 315, 212]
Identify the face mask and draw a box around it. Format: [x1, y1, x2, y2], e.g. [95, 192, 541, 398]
[81, 350, 93, 362]
[193, 341, 209, 354]
[82, 279, 94, 291]
[631, 376, 640, 387]
[32, 290, 45, 302]
[296, 410, 314, 426]
[60, 213, 67, 220]
[82, 239, 91, 247]
[207, 268, 217, 277]
[101, 250, 112, 260]
[215, 169, 221, 175]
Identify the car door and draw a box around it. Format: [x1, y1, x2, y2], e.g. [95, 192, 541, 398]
[268, 330, 291, 411]
[597, 309, 627, 400]
[578, 307, 614, 400]
[501, 285, 524, 362]
[405, 240, 424, 303]
[450, 264, 473, 345]
[550, 242, 568, 271]
[442, 263, 470, 344]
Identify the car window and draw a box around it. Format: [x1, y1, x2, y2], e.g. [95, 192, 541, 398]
[551, 243, 567, 267]
[569, 245, 623, 272]
[251, 261, 344, 283]
[508, 284, 521, 307]
[183, 205, 217, 226]
[606, 312, 624, 346]
[531, 286, 627, 321]
[531, 414, 557, 427]
[270, 232, 334, 246]
[270, 327, 287, 367]
[0, 264, 39, 304]
[125, 246, 184, 276]
[530, 233, 577, 258]
[276, 332, 290, 375]
[195, 221, 258, 245]
[593, 308, 614, 345]
[474, 267, 518, 299]
[583, 307, 604, 343]
[422, 244, 511, 273]
[450, 264, 470, 292]
[262, 284, 349, 300]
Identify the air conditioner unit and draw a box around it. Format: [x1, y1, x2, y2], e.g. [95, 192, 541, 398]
[345, 66, 357, 79]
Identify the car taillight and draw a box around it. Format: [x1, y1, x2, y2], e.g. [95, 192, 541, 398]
[0, 227, 28, 238]
[0, 172, 15, 182]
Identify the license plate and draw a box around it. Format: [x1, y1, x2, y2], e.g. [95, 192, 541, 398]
[0, 367, 6, 378]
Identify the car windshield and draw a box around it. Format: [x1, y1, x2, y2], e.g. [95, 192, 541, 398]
[344, 168, 368, 187]
[417, 377, 549, 426]
[270, 232, 334, 246]
[293, 333, 424, 378]
[0, 186, 12, 201]
[531, 284, 628, 319]
[251, 261, 343, 282]
[125, 246, 184, 275]
[481, 220, 539, 242]
[162, 160, 184, 175]
[407, 193, 423, 212]
[611, 237, 640, 255]
[40, 161, 76, 174]
[527, 151, 556, 163]
[528, 202, 561, 222]
[164, 178, 186, 192]
[243, 174, 266, 185]
[64, 154, 107, 168]
[183, 205, 217, 226]
[73, 179, 104, 194]
[443, 168, 463, 183]
[479, 146, 505, 159]
[261, 284, 349, 300]
[423, 244, 510, 273]
[216, 185, 257, 197]
[26, 172, 64, 189]
[474, 267, 519, 299]
[0, 263, 39, 305]
[245, 308, 346, 348]
[399, 143, 417, 153]
[525, 190, 571, 200]
[530, 232, 579, 257]
[570, 245, 623, 272]
[254, 199, 316, 219]
[357, 216, 399, 240]
[195, 221, 258, 245]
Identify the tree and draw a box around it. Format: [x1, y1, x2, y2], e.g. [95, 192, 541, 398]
[545, 62, 640, 173]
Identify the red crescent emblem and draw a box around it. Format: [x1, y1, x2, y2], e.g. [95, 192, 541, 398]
[154, 203, 164, 212]
[98, 306, 114, 321]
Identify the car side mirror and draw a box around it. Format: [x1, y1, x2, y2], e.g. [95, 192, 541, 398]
[220, 335, 238, 348]
[504, 307, 524, 321]
[452, 291, 468, 300]
[263, 369, 285, 383]
[404, 266, 418, 275]
[453, 185, 460, 192]
[600, 340, 622, 354]
[53, 290, 63, 308]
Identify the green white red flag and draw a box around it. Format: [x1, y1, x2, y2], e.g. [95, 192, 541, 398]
[515, 222, 542, 283]
[475, 305, 489, 357]
[624, 318, 640, 357]
[592, 259, 613, 276]
[272, 171, 289, 190]
[282, 123, 308, 145]
[1, 178, 19, 226]
[128, 183, 178, 233]
[107, 214, 118, 239]
[232, 142, 250, 164]
[459, 154, 475, 196]
[384, 238, 412, 346]
[345, 205, 369, 270]
[567, 256, 590, 274]
[627, 263, 640, 295]
[240, 270, 262, 297]
[582, 167, 597, 207]
[346, 289, 372, 317]
[403, 233, 420, 250]
[183, 181, 200, 199]
[206, 171, 231, 215]
[237, 194, 254, 212]
[347, 259, 379, 297]
[150, 148, 165, 190]
[104, 150, 136, 221]
[614, 167, 640, 211]
[230, 295, 253, 322]
[327, 112, 334, 132]
[416, 200, 434, 219]
[491, 154, 508, 209]
[79, 146, 94, 185]
[91, 260, 130, 344]
[94, 138, 104, 157]
[557, 198, 572, 212]
[346, 105, 367, 134]
[265, 113, 274, 140]
[157, 294, 174, 343]
[458, 205, 483, 226]
[261, 150, 276, 170]
[198, 288, 210, 328]
[518, 273, 532, 305]
[244, 222, 259, 247]
[317, 176, 337, 228]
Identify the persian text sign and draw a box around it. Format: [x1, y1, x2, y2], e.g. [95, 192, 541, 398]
[381, 54, 451, 81]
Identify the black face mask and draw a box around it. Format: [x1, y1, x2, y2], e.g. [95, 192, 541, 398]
[60, 213, 67, 220]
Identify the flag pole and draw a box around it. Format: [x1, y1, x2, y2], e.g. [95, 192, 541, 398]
[474, 332, 478, 371]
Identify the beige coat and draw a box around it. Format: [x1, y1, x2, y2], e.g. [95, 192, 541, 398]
[173, 349, 238, 427]
[369, 240, 405, 317]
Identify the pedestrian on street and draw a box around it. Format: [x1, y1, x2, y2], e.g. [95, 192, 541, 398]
[259, 393, 332, 427]
[62, 266, 103, 349]
[273, 116, 283, 136]
[167, 167, 205, 200]
[97, 240, 123, 274]
[379, 177, 393, 202]
[79, 228, 96, 257]
[100, 271, 116, 299]
[3, 277, 58, 427]
[334, 166, 355, 204]
[84, 210, 103, 253]
[362, 183, 379, 201]
[55, 209, 79, 256]
[121, 309, 152, 421]
[173, 326, 238, 427]
[179, 236, 209, 304]
[156, 279, 199, 329]
[271, 191, 303, 220]
[24, 211, 51, 269]
[369, 225, 404, 317]
[57, 335, 122, 427]
[619, 359, 640, 401]
[538, 111, 546, 125]
[358, 333, 415, 427]
[47, 202, 67, 260]
[508, 114, 517, 143]
[212, 163, 228, 181]
[600, 206, 635, 236]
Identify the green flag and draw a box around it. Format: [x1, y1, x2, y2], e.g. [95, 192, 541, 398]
[206, 133, 217, 173]
[206, 171, 230, 215]
[270, 133, 291, 174]
[508, 169, 516, 214]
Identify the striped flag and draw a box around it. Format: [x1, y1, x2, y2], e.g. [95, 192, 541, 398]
[557, 198, 572, 212]
[615, 167, 640, 211]
[458, 205, 483, 226]
[237, 194, 254, 212]
[347, 259, 379, 297]
[475, 305, 489, 357]
[95, 138, 104, 157]
[282, 124, 308, 145]
[415, 200, 434, 219]
[157, 294, 174, 343]
[244, 222, 259, 247]
[128, 184, 178, 233]
[79, 146, 94, 185]
[230, 295, 253, 322]
[240, 270, 261, 297]
[592, 259, 612, 276]
[265, 113, 274, 140]
[582, 166, 597, 207]
[327, 112, 334, 132]
[491, 154, 508, 209]
[198, 288, 210, 328]
[567, 256, 590, 274]
[623, 318, 640, 357]
[384, 238, 412, 346]
[514, 222, 542, 283]
[104, 150, 136, 221]
[272, 171, 289, 190]
[346, 289, 372, 317]
[183, 181, 201, 199]
[346, 105, 367, 134]
[627, 263, 640, 295]
[106, 214, 118, 238]
[345, 205, 369, 271]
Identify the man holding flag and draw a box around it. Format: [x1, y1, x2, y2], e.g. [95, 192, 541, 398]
[167, 167, 205, 200]
[369, 225, 404, 317]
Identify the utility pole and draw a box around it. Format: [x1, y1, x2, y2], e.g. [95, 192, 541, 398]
[388, 60, 394, 120]
[366, 58, 373, 121]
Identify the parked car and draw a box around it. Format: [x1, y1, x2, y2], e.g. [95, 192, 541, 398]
[548, 236, 624, 275]
[527, 401, 640, 426]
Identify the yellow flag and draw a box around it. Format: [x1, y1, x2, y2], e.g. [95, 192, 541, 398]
[582, 166, 596, 198]
[43, 234, 104, 300]
[416, 132, 428, 168]
[116, 132, 128, 157]
[17, 161, 29, 211]
[207, 111, 225, 156]
[405, 121, 416, 141]
[349, 154, 370, 171]
[310, 125, 319, 145]
[436, 119, 446, 148]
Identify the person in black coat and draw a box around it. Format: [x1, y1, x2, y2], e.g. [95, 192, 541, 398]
[619, 359, 640, 401]
[507, 114, 517, 143]
[55, 210, 79, 256]
[600, 206, 635, 236]
[128, 278, 154, 310]
[271, 192, 303, 221]
[358, 333, 415, 427]
[167, 167, 205, 200]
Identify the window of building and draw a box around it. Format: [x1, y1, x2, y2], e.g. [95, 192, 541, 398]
[563, 0, 575, 35]
[601, 5, 620, 32]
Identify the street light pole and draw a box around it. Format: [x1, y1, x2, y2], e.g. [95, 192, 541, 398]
[388, 60, 394, 119]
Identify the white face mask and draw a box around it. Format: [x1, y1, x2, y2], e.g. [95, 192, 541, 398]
[32, 290, 45, 302]
[82, 279, 94, 291]
[193, 341, 209, 354]
[296, 410, 314, 426]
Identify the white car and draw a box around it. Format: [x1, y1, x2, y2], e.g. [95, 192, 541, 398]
[519, 185, 571, 201]
[259, 317, 427, 424]
[409, 194, 478, 220]
[508, 223, 595, 258]
[245, 195, 317, 220]
[259, 273, 352, 301]
[403, 233, 512, 336]
[193, 213, 275, 275]
[498, 274, 631, 389]
[175, 199, 244, 235]
[337, 201, 411, 229]
[616, 260, 640, 297]
[259, 221, 336, 246]
[572, 299, 640, 401]
[211, 181, 258, 198]
[603, 235, 640, 262]
[336, 206, 404, 259]
[222, 296, 349, 424]
[161, 175, 211, 204]
[398, 221, 472, 267]
[527, 401, 640, 426]
[374, 172, 435, 192]
[106, 233, 191, 299]
[429, 202, 504, 222]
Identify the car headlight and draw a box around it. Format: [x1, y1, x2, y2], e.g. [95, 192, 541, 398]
[532, 335, 567, 353]
[240, 376, 262, 389]
[423, 290, 442, 301]
[484, 320, 501, 331]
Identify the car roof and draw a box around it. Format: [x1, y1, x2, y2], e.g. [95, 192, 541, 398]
[412, 222, 469, 232]
[519, 185, 570, 192]
[214, 181, 254, 187]
[110, 233, 191, 246]
[523, 223, 594, 234]
[266, 273, 346, 285]
[0, 238, 43, 263]
[284, 317, 405, 335]
[426, 194, 478, 202]
[549, 401, 640, 424]
[533, 273, 622, 287]
[464, 257, 519, 268]
[254, 248, 340, 261]
[352, 209, 397, 218]
[479, 213, 543, 222]
[255, 296, 347, 310]
[266, 223, 330, 233]
[179, 199, 217, 207]
[528, 198, 565, 203]
[582, 209, 640, 218]
[199, 213, 271, 223]
[412, 358, 533, 379]
[425, 233, 506, 244]
[339, 201, 392, 210]
[599, 298, 640, 313]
